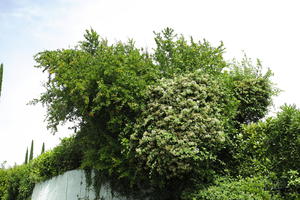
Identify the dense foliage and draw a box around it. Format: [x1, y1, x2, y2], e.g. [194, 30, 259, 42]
[2, 28, 300, 199]
[266, 105, 300, 174]
[30, 136, 82, 182]
[0, 164, 34, 200]
[228, 57, 277, 124]
[232, 105, 300, 198]
[153, 27, 226, 77]
[124, 72, 235, 181]
[0, 137, 81, 200]
[31, 28, 236, 194]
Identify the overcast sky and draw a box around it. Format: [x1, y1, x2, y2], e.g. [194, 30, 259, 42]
[1, 0, 300, 166]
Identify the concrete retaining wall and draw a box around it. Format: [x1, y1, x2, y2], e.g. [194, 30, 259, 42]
[31, 169, 132, 200]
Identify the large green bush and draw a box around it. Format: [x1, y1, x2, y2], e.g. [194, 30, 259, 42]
[233, 121, 271, 177]
[0, 136, 82, 200]
[266, 105, 300, 174]
[227, 105, 300, 197]
[123, 71, 237, 181]
[261, 105, 300, 196]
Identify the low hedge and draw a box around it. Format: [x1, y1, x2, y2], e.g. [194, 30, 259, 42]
[0, 136, 82, 200]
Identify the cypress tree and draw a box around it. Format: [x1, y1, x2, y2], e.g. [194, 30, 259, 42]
[24, 148, 28, 164]
[0, 63, 3, 97]
[29, 140, 34, 161]
[41, 142, 45, 154]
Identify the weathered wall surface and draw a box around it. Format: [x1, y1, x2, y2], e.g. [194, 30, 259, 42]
[31, 169, 131, 200]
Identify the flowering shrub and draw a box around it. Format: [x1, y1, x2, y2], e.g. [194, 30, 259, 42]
[126, 72, 235, 180]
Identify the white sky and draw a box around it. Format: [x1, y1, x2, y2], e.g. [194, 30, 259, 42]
[1, 0, 300, 166]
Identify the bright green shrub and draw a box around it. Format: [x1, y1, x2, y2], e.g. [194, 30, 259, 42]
[124, 71, 236, 181]
[31, 136, 82, 182]
[30, 151, 58, 182]
[153, 27, 226, 77]
[266, 105, 300, 174]
[12, 165, 34, 200]
[0, 165, 34, 200]
[184, 176, 279, 200]
[260, 106, 300, 197]
[286, 170, 300, 195]
[233, 121, 271, 176]
[0, 169, 8, 199]
[228, 56, 277, 124]
[0, 137, 82, 200]
[231, 105, 300, 197]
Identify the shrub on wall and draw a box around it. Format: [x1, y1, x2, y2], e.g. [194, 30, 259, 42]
[0, 136, 82, 200]
[30, 136, 82, 182]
